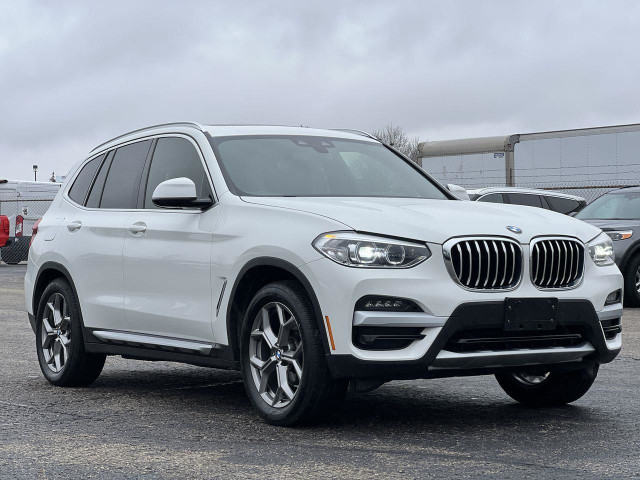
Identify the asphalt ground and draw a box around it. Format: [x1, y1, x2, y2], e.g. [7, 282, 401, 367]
[1, 264, 639, 479]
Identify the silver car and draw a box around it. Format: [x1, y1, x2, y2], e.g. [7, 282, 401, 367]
[468, 187, 586, 215]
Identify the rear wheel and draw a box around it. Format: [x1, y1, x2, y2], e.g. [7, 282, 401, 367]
[495, 365, 599, 407]
[240, 281, 347, 426]
[623, 255, 640, 307]
[35, 278, 106, 386]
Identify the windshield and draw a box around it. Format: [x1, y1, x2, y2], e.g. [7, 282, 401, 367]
[576, 191, 640, 220]
[209, 135, 449, 199]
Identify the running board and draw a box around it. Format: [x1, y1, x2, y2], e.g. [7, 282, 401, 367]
[92, 330, 213, 355]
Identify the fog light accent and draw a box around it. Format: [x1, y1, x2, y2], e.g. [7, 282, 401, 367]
[605, 289, 622, 306]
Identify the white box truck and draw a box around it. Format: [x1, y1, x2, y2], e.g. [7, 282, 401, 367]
[0, 180, 61, 264]
[418, 122, 640, 203]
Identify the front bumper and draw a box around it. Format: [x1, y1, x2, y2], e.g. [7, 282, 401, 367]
[325, 299, 621, 380]
[300, 243, 623, 380]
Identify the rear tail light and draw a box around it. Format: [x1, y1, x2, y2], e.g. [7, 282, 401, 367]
[30, 218, 42, 247]
[15, 215, 23, 237]
[1, 216, 8, 237]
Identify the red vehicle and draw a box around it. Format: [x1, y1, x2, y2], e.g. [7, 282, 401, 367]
[0, 215, 9, 248]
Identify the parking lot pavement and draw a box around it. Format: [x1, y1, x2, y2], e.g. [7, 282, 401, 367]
[1, 264, 639, 479]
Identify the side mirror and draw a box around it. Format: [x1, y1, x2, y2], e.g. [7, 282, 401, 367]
[446, 184, 471, 201]
[152, 177, 213, 209]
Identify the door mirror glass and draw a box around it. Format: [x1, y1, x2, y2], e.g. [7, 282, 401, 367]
[446, 184, 470, 200]
[152, 177, 212, 209]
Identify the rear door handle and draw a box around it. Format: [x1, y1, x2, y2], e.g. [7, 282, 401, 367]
[67, 221, 82, 232]
[128, 222, 147, 235]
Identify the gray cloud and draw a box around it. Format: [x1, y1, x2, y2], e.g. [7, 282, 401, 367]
[2, 0, 640, 180]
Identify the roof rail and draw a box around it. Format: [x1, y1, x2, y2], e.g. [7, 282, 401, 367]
[330, 128, 380, 141]
[90, 121, 204, 153]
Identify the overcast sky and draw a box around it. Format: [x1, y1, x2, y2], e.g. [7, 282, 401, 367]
[2, 1, 640, 181]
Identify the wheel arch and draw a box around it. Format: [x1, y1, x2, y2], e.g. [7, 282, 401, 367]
[619, 240, 640, 273]
[33, 262, 88, 340]
[225, 257, 330, 363]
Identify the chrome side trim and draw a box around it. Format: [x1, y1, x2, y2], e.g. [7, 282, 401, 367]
[431, 343, 595, 370]
[352, 311, 447, 328]
[93, 330, 213, 355]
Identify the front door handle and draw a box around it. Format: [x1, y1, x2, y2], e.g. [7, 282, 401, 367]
[128, 222, 147, 235]
[67, 221, 82, 232]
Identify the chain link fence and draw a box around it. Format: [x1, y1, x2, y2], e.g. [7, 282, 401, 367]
[0, 198, 54, 265]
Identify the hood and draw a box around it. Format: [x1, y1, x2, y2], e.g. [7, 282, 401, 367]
[241, 197, 602, 245]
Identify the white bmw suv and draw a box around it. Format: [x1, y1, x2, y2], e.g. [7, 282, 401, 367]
[25, 123, 623, 425]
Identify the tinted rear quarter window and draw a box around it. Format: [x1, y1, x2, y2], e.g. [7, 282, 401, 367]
[506, 193, 544, 208]
[545, 196, 582, 214]
[144, 137, 212, 209]
[100, 140, 151, 209]
[68, 154, 104, 205]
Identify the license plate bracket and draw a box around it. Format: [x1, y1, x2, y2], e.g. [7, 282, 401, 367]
[504, 298, 558, 332]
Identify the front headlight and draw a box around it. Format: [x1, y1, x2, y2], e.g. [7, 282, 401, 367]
[605, 230, 633, 241]
[588, 232, 615, 266]
[313, 232, 431, 268]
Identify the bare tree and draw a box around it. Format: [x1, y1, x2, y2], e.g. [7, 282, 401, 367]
[371, 123, 422, 164]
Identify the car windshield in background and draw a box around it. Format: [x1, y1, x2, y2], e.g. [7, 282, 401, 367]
[576, 192, 640, 220]
[209, 136, 449, 199]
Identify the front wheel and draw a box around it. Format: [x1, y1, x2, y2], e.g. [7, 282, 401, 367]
[495, 365, 599, 407]
[240, 281, 347, 426]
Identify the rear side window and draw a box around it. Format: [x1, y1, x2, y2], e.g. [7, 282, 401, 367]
[68, 155, 104, 205]
[545, 196, 583, 214]
[144, 137, 212, 209]
[100, 140, 152, 209]
[506, 193, 544, 208]
[477, 193, 504, 203]
[85, 151, 113, 208]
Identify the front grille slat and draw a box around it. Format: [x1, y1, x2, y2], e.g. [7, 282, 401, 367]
[531, 238, 584, 289]
[448, 238, 522, 290]
[491, 241, 499, 287]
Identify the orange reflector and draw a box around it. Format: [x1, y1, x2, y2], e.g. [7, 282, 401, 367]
[324, 316, 336, 350]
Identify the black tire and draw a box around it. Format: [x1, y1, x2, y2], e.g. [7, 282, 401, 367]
[240, 281, 347, 426]
[495, 364, 599, 407]
[623, 255, 640, 307]
[35, 278, 106, 387]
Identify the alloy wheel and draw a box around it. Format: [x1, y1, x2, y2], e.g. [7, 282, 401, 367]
[248, 302, 303, 408]
[635, 266, 640, 294]
[513, 371, 550, 386]
[40, 293, 72, 373]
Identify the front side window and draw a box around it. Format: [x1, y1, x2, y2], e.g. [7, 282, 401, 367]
[209, 136, 448, 199]
[144, 137, 212, 209]
[506, 193, 543, 208]
[68, 154, 104, 205]
[577, 192, 640, 220]
[100, 140, 151, 209]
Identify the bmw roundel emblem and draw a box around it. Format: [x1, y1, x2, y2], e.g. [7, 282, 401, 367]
[506, 225, 523, 234]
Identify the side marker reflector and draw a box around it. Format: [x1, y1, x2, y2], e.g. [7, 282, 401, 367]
[324, 316, 336, 350]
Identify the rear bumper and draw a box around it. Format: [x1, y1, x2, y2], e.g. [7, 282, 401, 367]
[326, 299, 622, 380]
